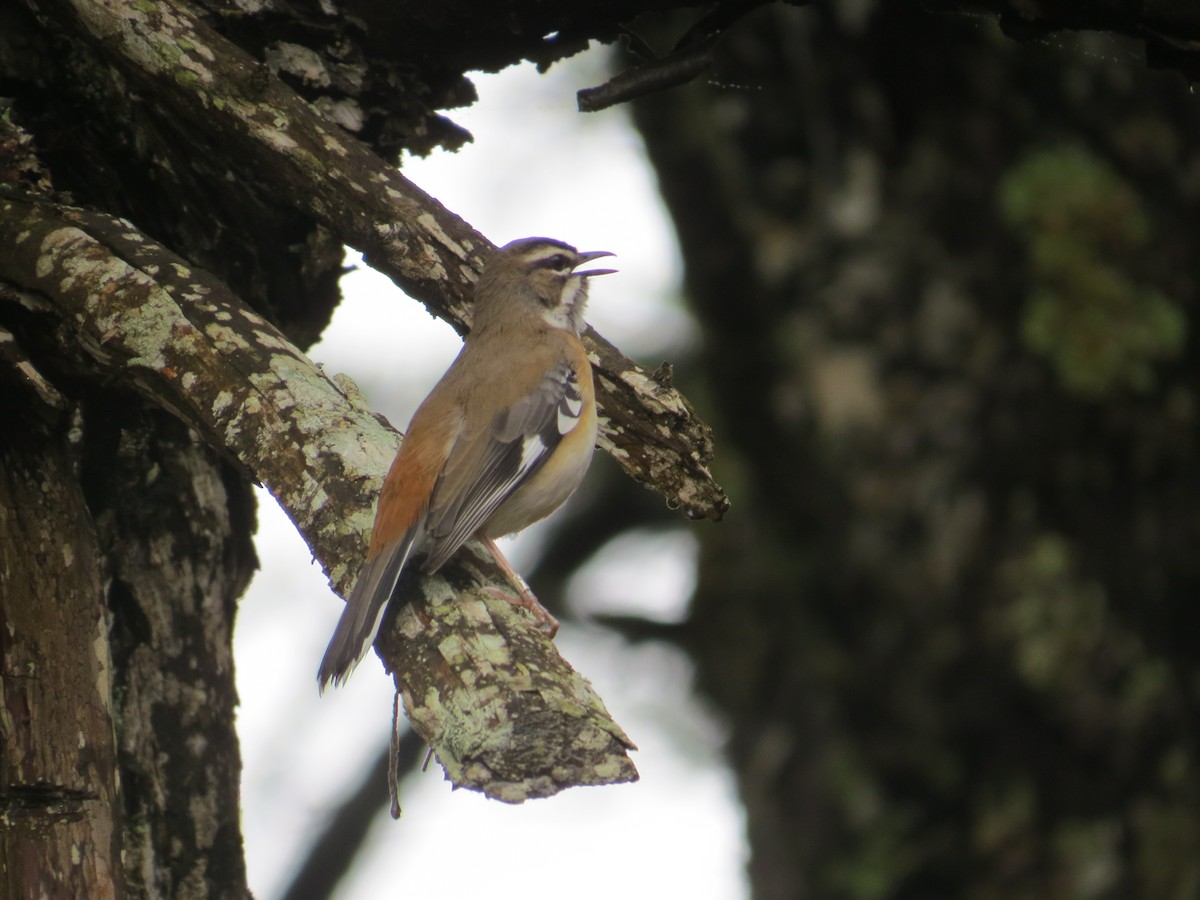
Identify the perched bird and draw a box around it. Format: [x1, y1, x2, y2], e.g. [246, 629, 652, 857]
[318, 237, 616, 690]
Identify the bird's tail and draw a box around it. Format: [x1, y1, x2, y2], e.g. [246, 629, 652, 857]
[317, 533, 417, 691]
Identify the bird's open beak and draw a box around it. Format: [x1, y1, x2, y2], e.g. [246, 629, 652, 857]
[574, 250, 617, 278]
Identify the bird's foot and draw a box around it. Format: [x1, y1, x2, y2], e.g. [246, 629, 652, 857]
[481, 537, 559, 637]
[483, 586, 560, 637]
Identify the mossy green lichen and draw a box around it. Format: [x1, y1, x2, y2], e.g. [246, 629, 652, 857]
[1000, 146, 1184, 396]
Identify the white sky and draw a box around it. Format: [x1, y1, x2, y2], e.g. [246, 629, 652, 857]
[235, 48, 748, 900]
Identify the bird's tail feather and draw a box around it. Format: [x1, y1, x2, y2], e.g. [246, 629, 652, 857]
[317, 533, 417, 691]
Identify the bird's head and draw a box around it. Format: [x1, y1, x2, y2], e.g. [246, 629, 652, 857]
[473, 237, 616, 336]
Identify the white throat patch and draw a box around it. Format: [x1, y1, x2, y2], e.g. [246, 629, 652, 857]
[542, 276, 587, 334]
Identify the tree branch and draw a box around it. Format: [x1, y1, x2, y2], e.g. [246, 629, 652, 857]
[0, 193, 637, 800]
[928, 0, 1200, 81]
[34, 0, 728, 522]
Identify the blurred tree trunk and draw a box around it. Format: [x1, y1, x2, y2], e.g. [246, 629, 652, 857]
[631, 3, 1200, 898]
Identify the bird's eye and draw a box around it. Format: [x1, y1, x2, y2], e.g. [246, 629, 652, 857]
[537, 253, 571, 273]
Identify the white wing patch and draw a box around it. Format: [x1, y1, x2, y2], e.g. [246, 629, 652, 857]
[518, 434, 547, 470]
[422, 358, 584, 571]
[558, 394, 583, 434]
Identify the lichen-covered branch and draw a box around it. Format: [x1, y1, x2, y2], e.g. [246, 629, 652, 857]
[34, 0, 728, 522]
[0, 193, 636, 799]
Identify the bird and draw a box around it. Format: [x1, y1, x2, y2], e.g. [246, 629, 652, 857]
[317, 237, 616, 690]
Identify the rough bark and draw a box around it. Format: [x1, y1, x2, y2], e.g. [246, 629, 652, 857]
[0, 399, 122, 898]
[0, 140, 255, 895]
[88, 406, 256, 899]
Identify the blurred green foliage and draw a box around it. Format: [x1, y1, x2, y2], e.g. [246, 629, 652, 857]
[1000, 146, 1185, 395]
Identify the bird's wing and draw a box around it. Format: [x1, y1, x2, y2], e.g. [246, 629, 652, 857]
[422, 358, 585, 572]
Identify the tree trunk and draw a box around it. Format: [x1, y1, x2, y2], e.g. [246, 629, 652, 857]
[0, 394, 122, 897]
[87, 401, 257, 898]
